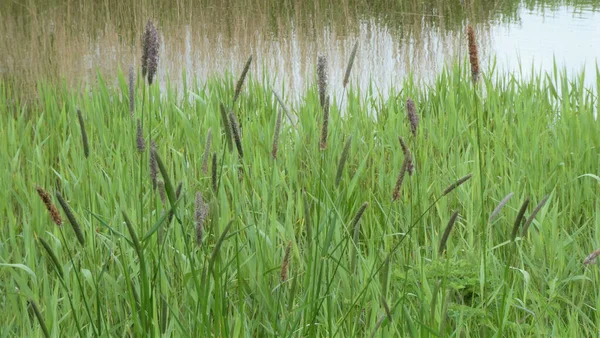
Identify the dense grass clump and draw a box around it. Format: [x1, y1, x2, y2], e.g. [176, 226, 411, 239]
[1, 62, 600, 337]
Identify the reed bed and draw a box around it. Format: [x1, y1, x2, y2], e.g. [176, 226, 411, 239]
[1, 57, 600, 337]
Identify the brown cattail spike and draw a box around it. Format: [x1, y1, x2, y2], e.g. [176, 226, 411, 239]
[343, 41, 359, 88]
[128, 66, 135, 117]
[406, 98, 419, 137]
[233, 55, 252, 104]
[142, 20, 160, 85]
[335, 136, 352, 186]
[36, 186, 62, 226]
[392, 147, 410, 201]
[136, 118, 146, 152]
[195, 192, 208, 247]
[77, 109, 89, 158]
[272, 107, 283, 159]
[511, 198, 530, 241]
[441, 174, 473, 196]
[319, 96, 330, 150]
[150, 140, 158, 190]
[439, 210, 459, 255]
[317, 55, 328, 109]
[467, 24, 480, 83]
[398, 137, 414, 176]
[281, 240, 292, 282]
[56, 191, 85, 246]
[202, 128, 212, 173]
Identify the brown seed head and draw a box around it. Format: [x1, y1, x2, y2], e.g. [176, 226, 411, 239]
[467, 24, 480, 83]
[317, 55, 328, 109]
[36, 186, 62, 226]
[406, 98, 419, 137]
[281, 240, 292, 282]
[320, 96, 329, 150]
[233, 55, 252, 104]
[142, 20, 160, 85]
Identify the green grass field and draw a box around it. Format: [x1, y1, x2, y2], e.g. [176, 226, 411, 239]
[1, 60, 600, 337]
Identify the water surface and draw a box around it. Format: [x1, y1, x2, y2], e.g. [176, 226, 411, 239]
[1, 0, 598, 100]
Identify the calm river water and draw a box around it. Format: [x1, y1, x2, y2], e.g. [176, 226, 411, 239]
[0, 0, 598, 99]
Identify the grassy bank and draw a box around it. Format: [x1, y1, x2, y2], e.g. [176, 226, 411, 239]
[1, 62, 600, 337]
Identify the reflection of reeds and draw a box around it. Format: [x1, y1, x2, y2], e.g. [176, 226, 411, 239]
[467, 24, 480, 83]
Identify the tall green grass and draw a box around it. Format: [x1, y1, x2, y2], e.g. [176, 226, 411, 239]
[1, 62, 599, 337]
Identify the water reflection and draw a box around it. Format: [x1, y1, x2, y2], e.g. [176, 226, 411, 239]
[0, 0, 598, 100]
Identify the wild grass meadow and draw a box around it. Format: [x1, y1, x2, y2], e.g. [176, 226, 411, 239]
[2, 20, 600, 337]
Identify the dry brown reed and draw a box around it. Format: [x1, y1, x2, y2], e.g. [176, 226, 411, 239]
[36, 186, 62, 226]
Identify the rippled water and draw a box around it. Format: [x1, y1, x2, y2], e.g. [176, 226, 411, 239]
[0, 0, 598, 99]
